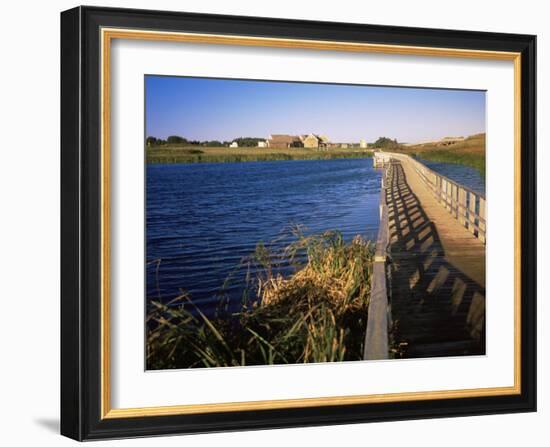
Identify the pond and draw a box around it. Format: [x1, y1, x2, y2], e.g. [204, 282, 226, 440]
[146, 158, 382, 314]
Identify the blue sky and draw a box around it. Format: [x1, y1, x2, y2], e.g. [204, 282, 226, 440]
[145, 76, 485, 143]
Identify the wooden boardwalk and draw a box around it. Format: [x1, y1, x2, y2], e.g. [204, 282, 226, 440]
[365, 153, 486, 360]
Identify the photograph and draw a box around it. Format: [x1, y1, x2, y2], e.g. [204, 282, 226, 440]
[57, 5, 537, 441]
[144, 76, 487, 370]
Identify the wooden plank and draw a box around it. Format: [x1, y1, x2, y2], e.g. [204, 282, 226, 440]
[380, 154, 486, 359]
[364, 170, 391, 360]
[375, 204, 389, 259]
[406, 155, 485, 244]
[364, 261, 389, 360]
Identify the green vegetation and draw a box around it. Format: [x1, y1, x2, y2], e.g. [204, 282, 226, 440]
[166, 135, 188, 145]
[415, 149, 485, 175]
[371, 136, 402, 150]
[397, 133, 486, 175]
[147, 146, 373, 164]
[146, 135, 265, 147]
[232, 137, 266, 147]
[146, 230, 374, 369]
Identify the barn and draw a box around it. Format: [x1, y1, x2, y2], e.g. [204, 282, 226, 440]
[267, 134, 303, 148]
[302, 134, 331, 149]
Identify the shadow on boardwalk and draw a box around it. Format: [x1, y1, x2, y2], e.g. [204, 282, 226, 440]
[386, 162, 486, 359]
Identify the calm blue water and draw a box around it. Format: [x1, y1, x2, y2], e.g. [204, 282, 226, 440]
[146, 157, 485, 313]
[416, 158, 485, 196]
[146, 158, 382, 313]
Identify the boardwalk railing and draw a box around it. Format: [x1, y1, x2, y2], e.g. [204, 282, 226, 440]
[405, 156, 486, 243]
[381, 153, 486, 244]
[364, 164, 392, 360]
[364, 153, 486, 359]
[372, 151, 392, 168]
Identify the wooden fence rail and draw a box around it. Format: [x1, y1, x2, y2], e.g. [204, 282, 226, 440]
[364, 165, 392, 360]
[364, 153, 486, 360]
[407, 156, 486, 243]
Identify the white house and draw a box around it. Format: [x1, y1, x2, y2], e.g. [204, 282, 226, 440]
[257, 141, 267, 148]
[229, 142, 238, 148]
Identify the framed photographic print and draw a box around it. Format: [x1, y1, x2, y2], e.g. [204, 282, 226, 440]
[60, 6, 536, 441]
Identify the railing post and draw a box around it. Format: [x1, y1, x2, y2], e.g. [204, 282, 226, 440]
[365, 152, 487, 357]
[468, 192, 477, 236]
[479, 197, 486, 243]
[394, 152, 485, 245]
[458, 188, 466, 226]
[452, 184, 458, 217]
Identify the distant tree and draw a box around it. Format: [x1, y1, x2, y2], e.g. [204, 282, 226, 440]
[166, 135, 188, 145]
[146, 136, 168, 146]
[233, 137, 265, 147]
[372, 137, 402, 149]
[202, 140, 223, 147]
[146, 136, 158, 146]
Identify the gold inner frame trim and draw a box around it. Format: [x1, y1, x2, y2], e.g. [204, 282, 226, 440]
[100, 27, 522, 419]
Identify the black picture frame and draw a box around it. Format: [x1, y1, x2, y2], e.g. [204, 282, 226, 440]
[61, 5, 536, 441]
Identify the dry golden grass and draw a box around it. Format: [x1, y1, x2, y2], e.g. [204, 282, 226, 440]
[146, 230, 374, 369]
[396, 133, 486, 174]
[406, 133, 485, 154]
[259, 234, 373, 309]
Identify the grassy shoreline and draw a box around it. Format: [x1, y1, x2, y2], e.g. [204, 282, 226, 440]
[395, 133, 486, 175]
[146, 230, 374, 369]
[414, 150, 485, 175]
[147, 145, 374, 164]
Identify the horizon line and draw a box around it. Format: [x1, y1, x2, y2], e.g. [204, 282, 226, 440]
[146, 131, 486, 145]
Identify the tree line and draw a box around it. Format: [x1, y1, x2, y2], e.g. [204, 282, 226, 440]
[146, 135, 265, 147]
[370, 137, 402, 149]
[146, 135, 402, 149]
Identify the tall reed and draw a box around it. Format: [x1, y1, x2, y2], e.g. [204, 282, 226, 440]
[146, 230, 374, 369]
[147, 152, 373, 164]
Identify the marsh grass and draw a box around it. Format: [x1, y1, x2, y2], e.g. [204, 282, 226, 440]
[414, 150, 485, 176]
[146, 230, 374, 369]
[397, 133, 486, 175]
[146, 145, 373, 164]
